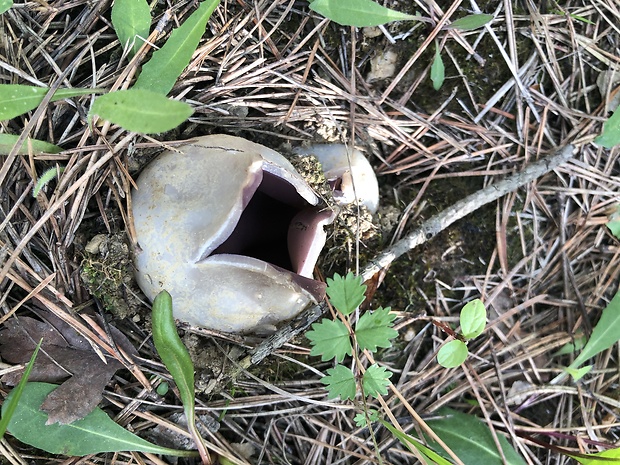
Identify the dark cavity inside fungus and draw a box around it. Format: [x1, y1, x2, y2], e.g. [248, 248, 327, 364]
[212, 171, 308, 273]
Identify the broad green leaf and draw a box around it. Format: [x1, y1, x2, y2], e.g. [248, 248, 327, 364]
[0, 340, 41, 439]
[355, 307, 398, 352]
[309, 0, 418, 27]
[431, 43, 445, 90]
[565, 365, 592, 381]
[594, 106, 620, 148]
[460, 299, 486, 339]
[446, 14, 493, 30]
[322, 364, 356, 400]
[89, 89, 193, 134]
[572, 447, 620, 464]
[2, 382, 195, 456]
[0, 134, 63, 155]
[0, 0, 12, 14]
[425, 408, 527, 465]
[0, 85, 101, 121]
[567, 291, 620, 372]
[326, 272, 366, 315]
[362, 364, 392, 398]
[33, 166, 65, 197]
[437, 340, 468, 368]
[307, 318, 352, 362]
[379, 419, 453, 465]
[112, 0, 151, 56]
[133, 0, 220, 95]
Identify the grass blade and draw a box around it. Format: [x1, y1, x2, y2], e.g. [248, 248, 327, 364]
[0, 339, 41, 439]
[0, 134, 63, 155]
[0, 85, 101, 120]
[309, 0, 418, 27]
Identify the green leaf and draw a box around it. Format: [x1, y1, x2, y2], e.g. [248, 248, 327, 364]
[446, 14, 493, 30]
[33, 166, 65, 197]
[0, 0, 12, 14]
[594, 106, 620, 148]
[322, 364, 356, 400]
[89, 89, 193, 134]
[151, 291, 196, 423]
[431, 42, 445, 90]
[572, 447, 620, 464]
[564, 365, 592, 381]
[354, 409, 379, 427]
[362, 364, 392, 398]
[111, 0, 151, 56]
[378, 419, 454, 465]
[567, 13, 594, 25]
[437, 340, 468, 368]
[309, 0, 419, 27]
[326, 272, 366, 315]
[425, 408, 527, 465]
[0, 134, 63, 155]
[307, 318, 352, 362]
[0, 85, 101, 121]
[567, 291, 620, 373]
[0, 340, 41, 439]
[607, 206, 620, 239]
[133, 0, 220, 95]
[460, 299, 486, 339]
[552, 335, 586, 357]
[355, 307, 398, 352]
[2, 382, 195, 456]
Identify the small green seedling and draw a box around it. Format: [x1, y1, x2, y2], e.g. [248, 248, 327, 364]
[306, 272, 398, 400]
[436, 299, 486, 368]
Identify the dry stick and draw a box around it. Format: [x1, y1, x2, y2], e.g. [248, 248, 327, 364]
[360, 144, 575, 282]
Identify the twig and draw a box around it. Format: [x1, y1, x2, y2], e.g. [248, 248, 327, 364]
[360, 144, 575, 282]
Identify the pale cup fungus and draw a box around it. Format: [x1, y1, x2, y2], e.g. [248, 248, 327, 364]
[132, 135, 334, 333]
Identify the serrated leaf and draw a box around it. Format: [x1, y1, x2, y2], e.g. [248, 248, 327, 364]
[379, 419, 453, 465]
[425, 408, 527, 465]
[0, 340, 41, 439]
[355, 307, 398, 352]
[595, 106, 620, 148]
[354, 409, 379, 427]
[89, 89, 193, 134]
[2, 382, 194, 456]
[437, 340, 468, 368]
[362, 364, 392, 398]
[309, 0, 419, 27]
[111, 0, 151, 56]
[431, 42, 445, 90]
[0, 134, 63, 155]
[0, 0, 12, 15]
[447, 14, 493, 30]
[0, 85, 101, 121]
[322, 365, 356, 400]
[567, 290, 620, 373]
[307, 318, 352, 362]
[572, 446, 620, 464]
[133, 0, 220, 95]
[326, 272, 366, 315]
[460, 299, 486, 339]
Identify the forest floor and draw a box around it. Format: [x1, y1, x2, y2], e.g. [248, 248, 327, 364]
[1, 0, 619, 464]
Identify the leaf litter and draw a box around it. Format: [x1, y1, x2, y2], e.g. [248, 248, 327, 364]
[0, 311, 137, 425]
